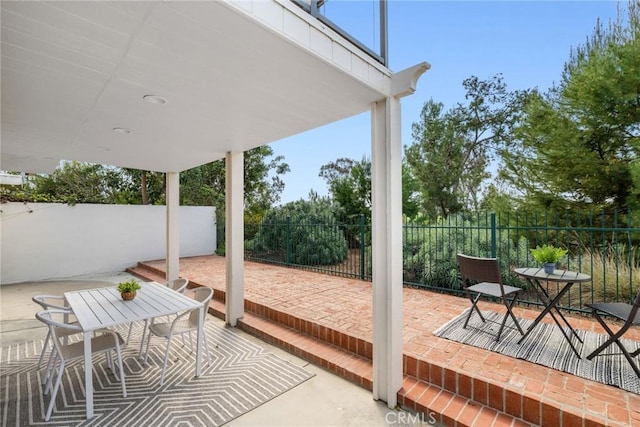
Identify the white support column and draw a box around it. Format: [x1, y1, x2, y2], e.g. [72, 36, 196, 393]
[370, 62, 429, 408]
[166, 172, 180, 282]
[225, 151, 245, 326]
[371, 96, 403, 408]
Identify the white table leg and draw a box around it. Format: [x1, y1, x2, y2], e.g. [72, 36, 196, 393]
[83, 331, 94, 419]
[196, 306, 203, 377]
[63, 298, 70, 346]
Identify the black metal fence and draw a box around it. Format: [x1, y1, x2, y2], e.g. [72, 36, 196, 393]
[246, 210, 640, 313]
[246, 215, 372, 280]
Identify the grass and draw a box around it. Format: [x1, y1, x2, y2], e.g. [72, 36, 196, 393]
[579, 245, 640, 303]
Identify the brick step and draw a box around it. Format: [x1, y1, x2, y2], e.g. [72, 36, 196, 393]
[208, 296, 226, 321]
[127, 262, 166, 282]
[128, 261, 228, 303]
[399, 377, 533, 427]
[239, 310, 373, 389]
[129, 262, 527, 425]
[130, 261, 593, 426]
[239, 311, 531, 427]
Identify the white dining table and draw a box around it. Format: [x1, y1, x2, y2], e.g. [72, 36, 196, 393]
[64, 281, 203, 419]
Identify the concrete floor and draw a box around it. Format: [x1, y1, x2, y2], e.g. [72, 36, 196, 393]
[0, 273, 439, 427]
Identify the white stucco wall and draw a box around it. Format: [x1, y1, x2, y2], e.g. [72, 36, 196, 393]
[0, 203, 216, 285]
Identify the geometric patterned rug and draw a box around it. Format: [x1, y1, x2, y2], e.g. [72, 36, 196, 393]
[434, 309, 640, 395]
[0, 320, 314, 426]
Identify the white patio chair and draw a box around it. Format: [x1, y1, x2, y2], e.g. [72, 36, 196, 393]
[35, 309, 127, 421]
[32, 295, 80, 370]
[141, 286, 213, 385]
[132, 278, 190, 352]
[166, 278, 189, 293]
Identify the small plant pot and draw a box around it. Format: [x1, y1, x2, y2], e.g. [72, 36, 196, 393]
[543, 263, 556, 274]
[121, 291, 136, 301]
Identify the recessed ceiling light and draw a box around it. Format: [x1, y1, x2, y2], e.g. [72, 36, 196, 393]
[113, 127, 132, 134]
[143, 95, 168, 105]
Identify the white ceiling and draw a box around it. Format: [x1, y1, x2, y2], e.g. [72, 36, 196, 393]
[1, 1, 388, 174]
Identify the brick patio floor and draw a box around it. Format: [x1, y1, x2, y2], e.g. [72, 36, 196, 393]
[135, 255, 640, 426]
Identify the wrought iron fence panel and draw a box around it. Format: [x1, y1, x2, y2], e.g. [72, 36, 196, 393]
[246, 210, 640, 312]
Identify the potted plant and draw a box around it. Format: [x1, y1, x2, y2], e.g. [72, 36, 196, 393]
[117, 280, 141, 301]
[530, 245, 568, 274]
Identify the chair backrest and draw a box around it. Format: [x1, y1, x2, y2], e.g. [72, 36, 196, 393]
[35, 309, 83, 354]
[167, 278, 189, 293]
[32, 295, 68, 310]
[188, 287, 214, 325]
[35, 309, 82, 331]
[458, 253, 503, 288]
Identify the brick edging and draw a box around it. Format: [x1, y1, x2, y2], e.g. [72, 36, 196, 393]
[130, 262, 608, 426]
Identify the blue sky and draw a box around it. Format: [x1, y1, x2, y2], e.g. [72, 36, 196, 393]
[271, 1, 622, 205]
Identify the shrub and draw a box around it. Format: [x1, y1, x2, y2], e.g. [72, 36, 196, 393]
[407, 214, 530, 290]
[250, 199, 348, 266]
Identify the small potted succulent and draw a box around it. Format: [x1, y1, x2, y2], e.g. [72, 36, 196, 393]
[530, 245, 568, 274]
[117, 280, 141, 301]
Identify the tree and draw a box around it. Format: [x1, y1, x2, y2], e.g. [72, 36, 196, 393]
[500, 2, 640, 211]
[179, 162, 225, 207]
[251, 197, 348, 265]
[320, 157, 371, 223]
[180, 146, 290, 252]
[30, 162, 127, 204]
[9, 145, 289, 224]
[406, 100, 466, 217]
[406, 75, 526, 217]
[319, 156, 422, 221]
[243, 146, 290, 215]
[480, 182, 520, 213]
[401, 160, 422, 219]
[121, 169, 166, 205]
[180, 146, 290, 215]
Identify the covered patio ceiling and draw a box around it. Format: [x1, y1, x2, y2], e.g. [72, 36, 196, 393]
[1, 0, 390, 174]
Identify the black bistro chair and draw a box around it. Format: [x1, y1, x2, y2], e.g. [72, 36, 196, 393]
[586, 288, 640, 377]
[457, 254, 525, 341]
